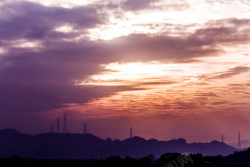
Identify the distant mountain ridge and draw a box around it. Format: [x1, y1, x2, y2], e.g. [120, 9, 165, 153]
[0, 129, 237, 159]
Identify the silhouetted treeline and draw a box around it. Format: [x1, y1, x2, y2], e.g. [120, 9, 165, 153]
[1, 149, 250, 167]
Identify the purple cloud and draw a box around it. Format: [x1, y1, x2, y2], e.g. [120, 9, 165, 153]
[0, 1, 103, 40]
[122, 0, 189, 11]
[0, 1, 250, 124]
[122, 0, 156, 11]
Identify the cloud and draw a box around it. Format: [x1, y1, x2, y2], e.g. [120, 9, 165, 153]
[121, 0, 189, 11]
[0, 39, 139, 117]
[214, 66, 250, 79]
[0, 27, 247, 116]
[95, 18, 250, 63]
[137, 81, 178, 85]
[210, 101, 229, 105]
[193, 18, 250, 45]
[101, 34, 220, 63]
[200, 66, 250, 80]
[195, 92, 217, 97]
[0, 1, 250, 120]
[122, 0, 157, 11]
[0, 1, 104, 41]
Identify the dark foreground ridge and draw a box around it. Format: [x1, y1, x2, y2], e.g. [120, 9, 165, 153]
[1, 150, 250, 167]
[0, 129, 237, 159]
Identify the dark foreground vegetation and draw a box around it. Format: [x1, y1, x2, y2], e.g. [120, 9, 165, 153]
[1, 149, 250, 167]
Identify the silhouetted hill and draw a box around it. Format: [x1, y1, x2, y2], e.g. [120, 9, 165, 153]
[0, 129, 237, 159]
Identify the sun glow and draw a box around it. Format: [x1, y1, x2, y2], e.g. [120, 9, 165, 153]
[78, 62, 169, 86]
[106, 62, 163, 76]
[77, 61, 220, 87]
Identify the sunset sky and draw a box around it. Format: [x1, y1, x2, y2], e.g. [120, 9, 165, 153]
[0, 0, 250, 143]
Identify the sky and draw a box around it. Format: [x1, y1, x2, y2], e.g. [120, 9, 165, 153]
[0, 0, 250, 143]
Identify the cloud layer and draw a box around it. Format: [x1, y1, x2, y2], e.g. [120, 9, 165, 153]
[1, 1, 250, 113]
[0, 0, 250, 141]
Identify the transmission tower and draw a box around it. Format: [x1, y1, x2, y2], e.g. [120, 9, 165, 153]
[56, 118, 60, 133]
[83, 123, 87, 134]
[238, 132, 241, 149]
[129, 127, 133, 138]
[63, 113, 67, 134]
[221, 135, 224, 143]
